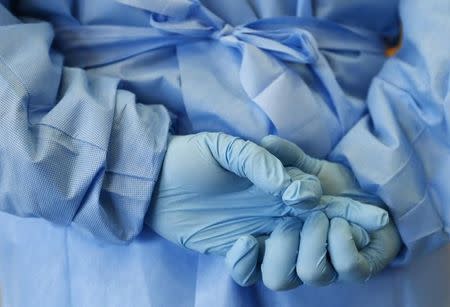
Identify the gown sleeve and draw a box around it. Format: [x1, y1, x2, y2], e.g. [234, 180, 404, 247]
[331, 0, 450, 262]
[0, 3, 171, 242]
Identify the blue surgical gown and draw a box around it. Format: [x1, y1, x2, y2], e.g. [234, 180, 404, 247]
[0, 0, 449, 306]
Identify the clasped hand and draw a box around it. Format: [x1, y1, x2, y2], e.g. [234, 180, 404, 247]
[146, 133, 401, 290]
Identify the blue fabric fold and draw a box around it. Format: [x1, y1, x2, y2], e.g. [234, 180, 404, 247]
[56, 0, 386, 156]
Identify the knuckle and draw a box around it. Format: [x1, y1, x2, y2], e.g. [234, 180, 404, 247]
[297, 265, 324, 285]
[336, 259, 359, 275]
[262, 264, 300, 291]
[262, 276, 294, 291]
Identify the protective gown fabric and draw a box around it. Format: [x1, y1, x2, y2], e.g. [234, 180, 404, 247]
[0, 3, 170, 242]
[0, 0, 449, 307]
[331, 0, 450, 263]
[39, 0, 391, 158]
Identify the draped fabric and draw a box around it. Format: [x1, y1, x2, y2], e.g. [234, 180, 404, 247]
[52, 0, 387, 157]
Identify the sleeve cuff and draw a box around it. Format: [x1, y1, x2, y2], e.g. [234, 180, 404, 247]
[72, 89, 171, 242]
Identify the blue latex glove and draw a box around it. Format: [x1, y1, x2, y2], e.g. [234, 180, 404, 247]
[146, 132, 389, 290]
[146, 132, 321, 254]
[260, 135, 402, 285]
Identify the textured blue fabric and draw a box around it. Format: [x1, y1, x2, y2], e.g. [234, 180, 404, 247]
[0, 4, 171, 242]
[1, 0, 449, 307]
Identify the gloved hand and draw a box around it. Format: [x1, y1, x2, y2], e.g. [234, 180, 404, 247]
[146, 132, 389, 290]
[226, 207, 378, 290]
[260, 135, 402, 285]
[225, 195, 388, 290]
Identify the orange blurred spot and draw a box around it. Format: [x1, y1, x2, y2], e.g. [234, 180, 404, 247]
[385, 26, 402, 57]
[385, 44, 401, 57]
